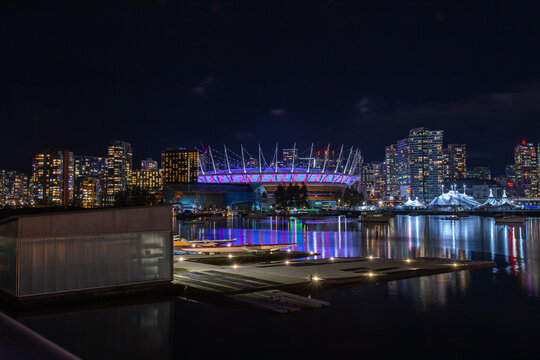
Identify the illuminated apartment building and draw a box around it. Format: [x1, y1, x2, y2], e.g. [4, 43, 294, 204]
[104, 140, 133, 203]
[141, 158, 158, 170]
[162, 148, 198, 184]
[407, 128, 444, 201]
[514, 140, 538, 197]
[75, 176, 102, 208]
[384, 144, 398, 200]
[443, 144, 467, 182]
[132, 168, 162, 192]
[32, 148, 74, 206]
[74, 156, 107, 178]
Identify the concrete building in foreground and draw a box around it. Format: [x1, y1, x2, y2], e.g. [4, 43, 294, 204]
[0, 206, 172, 303]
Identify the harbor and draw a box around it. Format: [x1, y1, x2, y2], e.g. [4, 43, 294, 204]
[0, 211, 537, 359]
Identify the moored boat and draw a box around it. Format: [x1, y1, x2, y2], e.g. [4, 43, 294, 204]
[494, 216, 526, 225]
[181, 243, 296, 254]
[358, 215, 389, 223]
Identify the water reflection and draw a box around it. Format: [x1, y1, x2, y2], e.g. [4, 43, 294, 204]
[12, 216, 540, 359]
[181, 215, 540, 296]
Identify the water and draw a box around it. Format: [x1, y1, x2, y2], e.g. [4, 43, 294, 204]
[13, 215, 540, 359]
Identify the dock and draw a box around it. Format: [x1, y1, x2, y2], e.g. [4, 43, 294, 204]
[173, 254, 494, 314]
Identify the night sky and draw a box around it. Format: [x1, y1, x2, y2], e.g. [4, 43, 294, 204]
[2, 1, 540, 174]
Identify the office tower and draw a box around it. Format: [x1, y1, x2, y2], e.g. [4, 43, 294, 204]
[384, 145, 398, 200]
[32, 148, 74, 206]
[74, 156, 107, 178]
[361, 163, 375, 197]
[162, 148, 198, 184]
[105, 140, 133, 201]
[443, 144, 467, 182]
[132, 168, 162, 192]
[141, 158, 158, 170]
[75, 176, 102, 208]
[372, 162, 386, 199]
[514, 140, 537, 197]
[408, 127, 444, 201]
[395, 138, 411, 198]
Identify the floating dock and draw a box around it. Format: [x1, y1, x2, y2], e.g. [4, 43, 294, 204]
[173, 255, 494, 313]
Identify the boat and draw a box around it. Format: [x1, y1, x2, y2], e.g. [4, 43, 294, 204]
[173, 236, 236, 247]
[358, 215, 389, 223]
[182, 219, 206, 225]
[181, 243, 296, 254]
[494, 216, 526, 225]
[441, 216, 460, 221]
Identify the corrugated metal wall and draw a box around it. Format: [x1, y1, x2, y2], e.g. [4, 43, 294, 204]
[18, 231, 171, 296]
[0, 219, 17, 296]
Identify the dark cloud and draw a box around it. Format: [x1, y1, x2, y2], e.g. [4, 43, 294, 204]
[270, 108, 287, 116]
[193, 77, 215, 95]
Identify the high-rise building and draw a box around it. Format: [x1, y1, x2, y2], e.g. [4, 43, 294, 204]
[396, 138, 410, 198]
[74, 156, 107, 178]
[372, 162, 386, 199]
[514, 140, 537, 197]
[443, 144, 467, 182]
[105, 140, 133, 203]
[9, 172, 31, 207]
[32, 148, 74, 206]
[162, 148, 198, 184]
[141, 158, 158, 170]
[75, 176, 102, 208]
[132, 168, 162, 192]
[384, 145, 398, 200]
[408, 127, 444, 201]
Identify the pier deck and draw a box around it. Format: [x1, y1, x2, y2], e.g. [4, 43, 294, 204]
[173, 256, 494, 295]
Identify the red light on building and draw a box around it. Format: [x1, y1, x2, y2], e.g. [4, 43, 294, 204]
[507, 182, 514, 187]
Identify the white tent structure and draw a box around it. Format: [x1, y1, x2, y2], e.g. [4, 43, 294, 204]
[428, 185, 481, 209]
[495, 190, 521, 209]
[478, 189, 499, 208]
[398, 197, 425, 209]
[476, 189, 520, 210]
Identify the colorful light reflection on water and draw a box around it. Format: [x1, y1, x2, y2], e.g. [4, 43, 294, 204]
[180, 215, 540, 296]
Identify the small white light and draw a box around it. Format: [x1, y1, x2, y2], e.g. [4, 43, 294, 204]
[330, 257, 335, 261]
[312, 276, 320, 281]
[227, 243, 231, 247]
[287, 249, 291, 253]
[285, 260, 290, 265]
[310, 251, 314, 255]
[228, 254, 233, 258]
[179, 257, 185, 261]
[369, 255, 373, 260]
[368, 272, 375, 277]
[453, 263, 458, 267]
[405, 259, 411, 263]
[232, 264, 238, 269]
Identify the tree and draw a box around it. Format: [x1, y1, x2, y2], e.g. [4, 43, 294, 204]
[299, 184, 309, 207]
[275, 184, 286, 207]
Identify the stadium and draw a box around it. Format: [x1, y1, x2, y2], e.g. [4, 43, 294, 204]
[196, 144, 361, 204]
